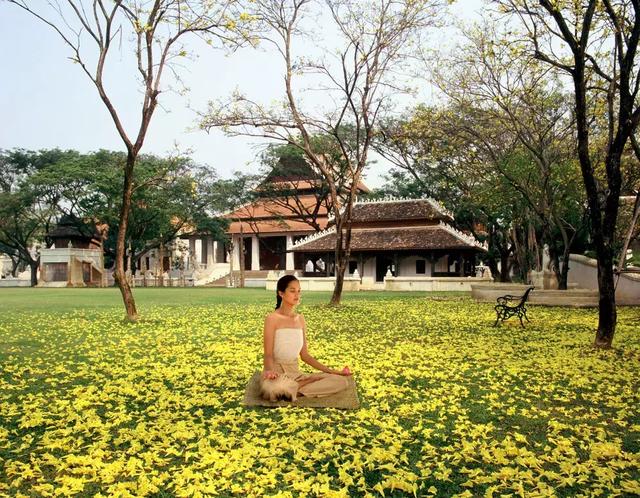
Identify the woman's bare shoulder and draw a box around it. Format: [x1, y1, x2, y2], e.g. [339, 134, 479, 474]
[264, 311, 280, 323]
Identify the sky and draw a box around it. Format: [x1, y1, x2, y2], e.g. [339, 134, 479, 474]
[0, 0, 484, 190]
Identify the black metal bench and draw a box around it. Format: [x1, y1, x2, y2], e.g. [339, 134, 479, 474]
[494, 286, 534, 328]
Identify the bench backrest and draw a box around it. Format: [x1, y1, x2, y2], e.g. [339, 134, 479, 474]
[519, 286, 534, 305]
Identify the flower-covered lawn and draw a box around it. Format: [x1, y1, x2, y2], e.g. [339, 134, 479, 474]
[1, 292, 639, 497]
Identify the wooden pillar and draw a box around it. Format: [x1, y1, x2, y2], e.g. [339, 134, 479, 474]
[393, 253, 399, 277]
[459, 254, 465, 277]
[325, 253, 330, 277]
[430, 252, 436, 276]
[358, 253, 363, 282]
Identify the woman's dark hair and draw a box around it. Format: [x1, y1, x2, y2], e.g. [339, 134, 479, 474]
[275, 275, 299, 309]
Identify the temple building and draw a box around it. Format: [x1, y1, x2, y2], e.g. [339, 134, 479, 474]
[224, 158, 369, 275]
[290, 197, 487, 287]
[38, 216, 107, 287]
[180, 155, 487, 289]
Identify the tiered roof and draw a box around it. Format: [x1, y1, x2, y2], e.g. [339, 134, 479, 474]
[348, 196, 453, 224]
[225, 155, 368, 235]
[225, 196, 330, 234]
[291, 198, 486, 252]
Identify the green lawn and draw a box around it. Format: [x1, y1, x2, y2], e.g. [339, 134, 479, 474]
[0, 289, 638, 497]
[0, 287, 465, 314]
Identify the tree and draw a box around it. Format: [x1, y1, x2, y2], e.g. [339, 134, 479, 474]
[375, 106, 543, 283]
[26, 149, 229, 274]
[6, 0, 249, 320]
[0, 149, 75, 285]
[0, 242, 21, 277]
[1, 148, 230, 285]
[201, 0, 445, 305]
[436, 22, 587, 289]
[0, 190, 51, 286]
[496, 0, 640, 347]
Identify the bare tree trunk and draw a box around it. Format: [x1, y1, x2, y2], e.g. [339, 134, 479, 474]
[330, 218, 349, 306]
[486, 228, 500, 279]
[11, 257, 19, 277]
[158, 241, 165, 287]
[560, 247, 571, 291]
[29, 257, 38, 287]
[487, 258, 499, 281]
[228, 243, 234, 287]
[499, 249, 512, 282]
[594, 250, 617, 348]
[556, 227, 577, 291]
[114, 152, 138, 322]
[548, 244, 563, 289]
[331, 258, 346, 306]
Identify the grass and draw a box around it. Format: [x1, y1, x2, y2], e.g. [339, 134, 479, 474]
[0, 289, 638, 497]
[0, 287, 465, 314]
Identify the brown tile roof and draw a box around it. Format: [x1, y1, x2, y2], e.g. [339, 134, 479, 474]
[257, 179, 323, 191]
[291, 224, 486, 252]
[225, 195, 330, 221]
[228, 219, 325, 234]
[47, 226, 95, 239]
[257, 179, 370, 193]
[349, 198, 453, 223]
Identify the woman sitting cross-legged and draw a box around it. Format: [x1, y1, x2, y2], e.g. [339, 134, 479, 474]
[260, 275, 352, 400]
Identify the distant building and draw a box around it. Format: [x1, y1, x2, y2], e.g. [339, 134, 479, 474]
[291, 197, 487, 284]
[224, 158, 369, 274]
[38, 216, 106, 287]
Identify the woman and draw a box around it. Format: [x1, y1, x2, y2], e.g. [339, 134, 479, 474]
[261, 274, 352, 398]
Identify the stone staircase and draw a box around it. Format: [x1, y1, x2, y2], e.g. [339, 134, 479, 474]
[205, 270, 274, 287]
[206, 275, 229, 287]
[193, 263, 231, 286]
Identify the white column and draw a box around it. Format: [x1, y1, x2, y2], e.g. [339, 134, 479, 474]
[195, 239, 203, 267]
[189, 238, 196, 270]
[286, 235, 294, 270]
[232, 236, 240, 269]
[251, 235, 260, 270]
[207, 238, 214, 267]
[212, 241, 218, 264]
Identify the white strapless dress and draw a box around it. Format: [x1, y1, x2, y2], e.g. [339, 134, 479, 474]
[273, 327, 303, 363]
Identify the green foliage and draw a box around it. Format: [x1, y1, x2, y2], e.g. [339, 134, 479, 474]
[0, 149, 235, 266]
[375, 16, 589, 284]
[0, 149, 64, 278]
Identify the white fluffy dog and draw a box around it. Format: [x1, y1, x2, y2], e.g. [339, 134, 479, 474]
[260, 374, 299, 402]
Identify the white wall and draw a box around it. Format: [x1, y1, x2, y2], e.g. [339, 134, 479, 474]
[569, 254, 640, 298]
[347, 255, 451, 278]
[399, 256, 432, 277]
[435, 255, 448, 273]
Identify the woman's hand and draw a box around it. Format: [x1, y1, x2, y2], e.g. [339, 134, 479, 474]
[339, 366, 352, 376]
[263, 370, 279, 380]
